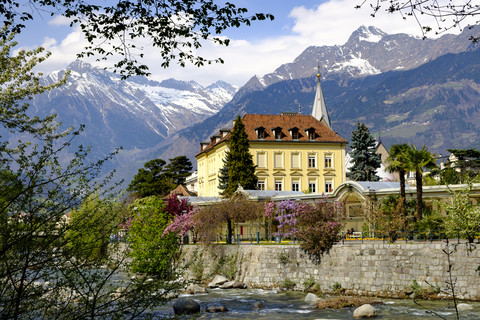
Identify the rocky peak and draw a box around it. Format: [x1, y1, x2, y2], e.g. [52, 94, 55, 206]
[159, 78, 203, 93]
[347, 26, 387, 44]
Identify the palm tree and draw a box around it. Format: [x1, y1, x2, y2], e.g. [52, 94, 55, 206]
[406, 145, 437, 221]
[386, 144, 410, 225]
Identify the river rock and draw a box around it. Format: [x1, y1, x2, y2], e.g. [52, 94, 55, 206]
[220, 281, 235, 289]
[206, 305, 229, 312]
[457, 303, 474, 311]
[353, 304, 377, 318]
[185, 284, 208, 295]
[304, 293, 319, 303]
[173, 298, 201, 315]
[252, 302, 264, 310]
[208, 275, 229, 288]
[232, 281, 247, 289]
[111, 287, 127, 300]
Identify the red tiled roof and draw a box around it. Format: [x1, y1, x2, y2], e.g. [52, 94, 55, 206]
[196, 113, 347, 156]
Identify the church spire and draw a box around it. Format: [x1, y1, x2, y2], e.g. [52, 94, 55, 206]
[311, 71, 331, 129]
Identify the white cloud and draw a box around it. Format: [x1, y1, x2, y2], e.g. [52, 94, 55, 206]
[48, 15, 72, 26]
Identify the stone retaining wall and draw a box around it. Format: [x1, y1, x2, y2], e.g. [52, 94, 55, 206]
[180, 241, 480, 300]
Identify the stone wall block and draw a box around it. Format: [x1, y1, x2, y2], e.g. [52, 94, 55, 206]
[180, 243, 480, 300]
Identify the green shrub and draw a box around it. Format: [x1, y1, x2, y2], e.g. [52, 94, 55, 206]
[303, 277, 315, 291]
[278, 252, 290, 265]
[128, 196, 180, 279]
[279, 278, 295, 290]
[188, 248, 205, 282]
[332, 282, 342, 291]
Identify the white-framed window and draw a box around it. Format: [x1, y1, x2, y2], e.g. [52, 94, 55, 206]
[291, 129, 299, 140]
[274, 152, 284, 169]
[308, 153, 317, 168]
[308, 179, 317, 193]
[291, 152, 301, 169]
[275, 179, 283, 191]
[258, 129, 265, 139]
[257, 152, 267, 168]
[325, 179, 334, 193]
[274, 129, 282, 140]
[291, 179, 300, 192]
[324, 154, 333, 169]
[257, 180, 266, 190]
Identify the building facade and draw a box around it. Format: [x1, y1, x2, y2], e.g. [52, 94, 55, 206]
[196, 74, 348, 197]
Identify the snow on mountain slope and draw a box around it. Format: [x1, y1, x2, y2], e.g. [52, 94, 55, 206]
[38, 61, 237, 142]
[245, 25, 474, 91]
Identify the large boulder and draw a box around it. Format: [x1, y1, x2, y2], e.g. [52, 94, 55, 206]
[206, 305, 229, 313]
[185, 283, 208, 295]
[208, 275, 229, 288]
[219, 280, 246, 289]
[232, 281, 247, 289]
[220, 281, 235, 289]
[304, 293, 319, 304]
[252, 302, 265, 310]
[173, 298, 201, 315]
[353, 304, 377, 318]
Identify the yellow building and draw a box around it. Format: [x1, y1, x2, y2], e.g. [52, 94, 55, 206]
[196, 75, 348, 197]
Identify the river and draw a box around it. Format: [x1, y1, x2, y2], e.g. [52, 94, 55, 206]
[152, 288, 480, 319]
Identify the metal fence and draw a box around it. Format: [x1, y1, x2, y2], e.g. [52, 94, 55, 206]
[200, 230, 479, 245]
[113, 230, 480, 245]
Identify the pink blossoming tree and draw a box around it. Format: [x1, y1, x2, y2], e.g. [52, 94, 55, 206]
[163, 194, 196, 239]
[265, 198, 345, 262]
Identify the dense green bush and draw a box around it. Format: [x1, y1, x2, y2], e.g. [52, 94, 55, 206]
[128, 196, 180, 278]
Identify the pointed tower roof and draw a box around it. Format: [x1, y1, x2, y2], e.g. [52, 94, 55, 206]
[311, 73, 331, 129]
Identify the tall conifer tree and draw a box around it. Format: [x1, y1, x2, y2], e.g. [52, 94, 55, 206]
[349, 122, 381, 181]
[165, 155, 193, 185]
[224, 116, 257, 197]
[218, 152, 230, 196]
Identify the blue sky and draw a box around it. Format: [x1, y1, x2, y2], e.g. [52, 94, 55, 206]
[14, 0, 469, 86]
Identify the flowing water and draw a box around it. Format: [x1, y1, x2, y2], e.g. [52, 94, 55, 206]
[155, 288, 480, 319]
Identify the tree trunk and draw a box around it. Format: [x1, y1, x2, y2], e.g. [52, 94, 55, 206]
[399, 168, 407, 228]
[415, 169, 423, 221]
[226, 218, 233, 244]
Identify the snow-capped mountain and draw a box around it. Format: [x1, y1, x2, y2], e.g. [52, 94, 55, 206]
[32, 61, 236, 154]
[27, 61, 237, 182]
[240, 25, 477, 93]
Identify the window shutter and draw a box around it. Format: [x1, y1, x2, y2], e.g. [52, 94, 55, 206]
[291, 153, 300, 168]
[274, 153, 283, 168]
[257, 153, 266, 168]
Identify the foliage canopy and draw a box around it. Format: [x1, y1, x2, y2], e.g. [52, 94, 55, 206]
[0, 0, 273, 77]
[193, 193, 264, 244]
[66, 194, 122, 262]
[0, 26, 178, 319]
[443, 183, 480, 243]
[165, 155, 193, 186]
[128, 159, 173, 197]
[356, 0, 480, 41]
[128, 196, 181, 278]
